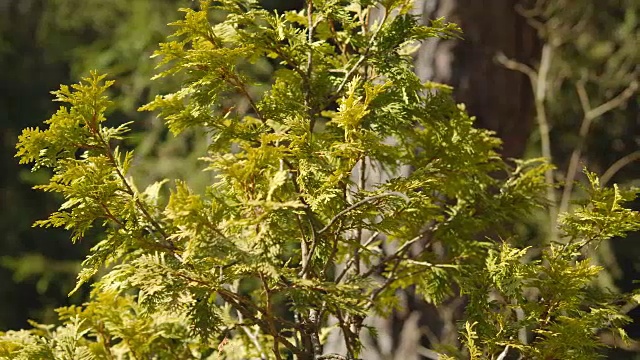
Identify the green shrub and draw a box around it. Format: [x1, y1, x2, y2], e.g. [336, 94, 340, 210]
[4, 1, 639, 359]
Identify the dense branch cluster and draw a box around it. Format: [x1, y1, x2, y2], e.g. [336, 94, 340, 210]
[2, 1, 639, 359]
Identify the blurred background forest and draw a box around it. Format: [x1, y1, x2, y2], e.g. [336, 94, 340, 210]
[0, 0, 638, 358]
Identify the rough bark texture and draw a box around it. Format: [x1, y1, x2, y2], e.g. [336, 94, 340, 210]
[416, 0, 540, 159]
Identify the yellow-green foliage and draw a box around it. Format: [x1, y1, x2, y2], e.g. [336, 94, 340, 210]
[4, 0, 640, 359]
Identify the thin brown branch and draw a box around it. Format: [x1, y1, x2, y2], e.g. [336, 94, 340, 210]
[318, 354, 352, 360]
[174, 272, 302, 334]
[300, 217, 319, 278]
[308, 308, 322, 358]
[201, 216, 229, 241]
[514, 0, 545, 18]
[535, 45, 556, 227]
[558, 114, 591, 217]
[495, 52, 537, 81]
[95, 322, 116, 360]
[306, 0, 314, 80]
[601, 151, 640, 186]
[586, 80, 638, 121]
[318, 191, 409, 234]
[282, 159, 323, 232]
[235, 309, 267, 360]
[367, 253, 403, 306]
[227, 72, 264, 122]
[335, 231, 379, 283]
[559, 80, 639, 216]
[576, 78, 591, 113]
[84, 107, 178, 256]
[271, 44, 307, 80]
[217, 289, 303, 356]
[599, 331, 640, 351]
[335, 310, 356, 358]
[295, 213, 310, 248]
[280, 159, 323, 280]
[305, 0, 315, 124]
[359, 230, 429, 280]
[354, 157, 367, 274]
[322, 226, 343, 277]
[97, 201, 125, 228]
[261, 273, 283, 360]
[321, 7, 388, 113]
[124, 339, 142, 360]
[497, 45, 557, 240]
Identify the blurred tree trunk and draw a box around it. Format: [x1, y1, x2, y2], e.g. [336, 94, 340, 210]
[345, 1, 541, 359]
[415, 0, 540, 160]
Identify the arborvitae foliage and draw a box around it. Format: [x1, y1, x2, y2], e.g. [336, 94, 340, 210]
[3, 0, 640, 359]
